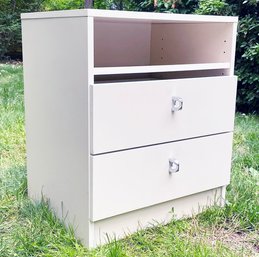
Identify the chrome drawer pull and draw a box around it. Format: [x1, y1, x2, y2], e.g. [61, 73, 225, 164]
[169, 158, 180, 174]
[172, 97, 183, 112]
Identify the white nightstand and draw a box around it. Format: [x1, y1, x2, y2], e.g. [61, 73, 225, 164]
[21, 9, 238, 247]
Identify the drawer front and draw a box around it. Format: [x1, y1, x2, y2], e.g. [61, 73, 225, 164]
[91, 76, 237, 154]
[91, 133, 233, 221]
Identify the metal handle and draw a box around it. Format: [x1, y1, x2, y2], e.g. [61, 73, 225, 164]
[172, 97, 183, 112]
[169, 158, 180, 174]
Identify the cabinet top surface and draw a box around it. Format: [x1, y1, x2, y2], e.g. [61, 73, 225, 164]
[21, 8, 238, 23]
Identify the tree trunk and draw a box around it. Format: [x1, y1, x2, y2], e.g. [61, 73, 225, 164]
[119, 0, 123, 10]
[85, 0, 94, 8]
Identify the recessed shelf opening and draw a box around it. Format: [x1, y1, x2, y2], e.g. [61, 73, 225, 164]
[94, 18, 233, 71]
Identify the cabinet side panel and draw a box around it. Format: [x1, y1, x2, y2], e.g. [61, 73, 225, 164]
[94, 20, 151, 67]
[22, 17, 90, 245]
[229, 22, 238, 75]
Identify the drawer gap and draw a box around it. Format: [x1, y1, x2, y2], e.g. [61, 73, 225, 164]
[94, 69, 228, 84]
[91, 131, 232, 156]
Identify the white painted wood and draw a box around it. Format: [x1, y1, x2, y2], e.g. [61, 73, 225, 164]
[91, 133, 233, 221]
[94, 21, 151, 67]
[87, 17, 94, 85]
[220, 185, 227, 207]
[22, 17, 91, 246]
[86, 17, 95, 247]
[21, 9, 238, 23]
[93, 187, 222, 246]
[94, 63, 230, 75]
[151, 23, 233, 65]
[229, 23, 238, 75]
[91, 76, 237, 154]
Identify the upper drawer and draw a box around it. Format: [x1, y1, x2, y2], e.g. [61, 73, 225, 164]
[91, 76, 237, 154]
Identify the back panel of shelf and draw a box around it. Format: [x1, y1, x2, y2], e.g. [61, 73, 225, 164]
[150, 23, 232, 65]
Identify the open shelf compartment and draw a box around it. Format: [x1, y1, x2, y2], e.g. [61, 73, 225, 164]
[94, 17, 234, 78]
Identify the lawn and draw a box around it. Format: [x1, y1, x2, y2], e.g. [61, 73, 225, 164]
[0, 63, 258, 257]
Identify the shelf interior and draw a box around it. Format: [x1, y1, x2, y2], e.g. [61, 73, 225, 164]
[94, 19, 234, 69]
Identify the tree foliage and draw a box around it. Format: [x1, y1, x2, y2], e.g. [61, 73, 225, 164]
[235, 14, 259, 114]
[43, 0, 84, 10]
[43, 0, 136, 10]
[155, 0, 198, 13]
[196, 0, 229, 15]
[0, 0, 43, 59]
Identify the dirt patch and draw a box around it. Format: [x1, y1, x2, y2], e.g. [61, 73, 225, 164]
[208, 228, 259, 256]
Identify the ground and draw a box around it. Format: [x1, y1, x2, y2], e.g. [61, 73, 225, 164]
[0, 63, 258, 256]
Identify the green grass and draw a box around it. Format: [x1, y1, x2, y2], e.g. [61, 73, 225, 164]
[0, 63, 258, 257]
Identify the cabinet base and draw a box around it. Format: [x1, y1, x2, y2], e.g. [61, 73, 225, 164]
[89, 186, 225, 247]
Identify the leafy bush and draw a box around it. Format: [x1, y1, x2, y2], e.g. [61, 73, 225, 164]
[196, 0, 230, 15]
[93, 0, 137, 10]
[0, 0, 43, 59]
[235, 16, 259, 114]
[43, 0, 84, 11]
[132, 0, 198, 13]
[156, 0, 198, 13]
[43, 0, 137, 11]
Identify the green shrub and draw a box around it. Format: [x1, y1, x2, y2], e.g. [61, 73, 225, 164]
[0, 0, 43, 59]
[133, 0, 198, 13]
[235, 16, 259, 114]
[157, 0, 198, 13]
[43, 0, 84, 11]
[43, 0, 137, 11]
[196, 0, 230, 15]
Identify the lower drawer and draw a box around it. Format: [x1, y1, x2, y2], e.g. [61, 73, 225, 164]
[90, 133, 233, 221]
